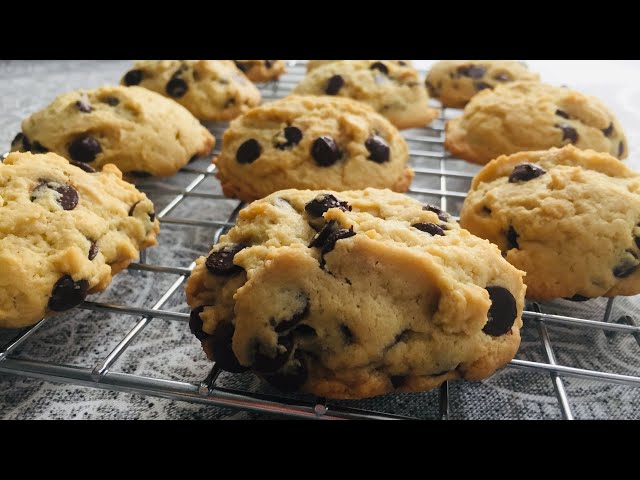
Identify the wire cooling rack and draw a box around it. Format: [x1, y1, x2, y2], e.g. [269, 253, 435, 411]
[1, 61, 640, 420]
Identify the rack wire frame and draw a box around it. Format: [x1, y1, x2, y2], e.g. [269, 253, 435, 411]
[1, 60, 640, 420]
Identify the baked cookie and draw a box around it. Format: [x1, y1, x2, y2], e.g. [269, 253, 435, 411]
[445, 81, 628, 165]
[307, 60, 413, 72]
[185, 188, 526, 399]
[233, 60, 287, 82]
[460, 145, 640, 300]
[0, 152, 159, 328]
[292, 60, 437, 129]
[11, 85, 214, 177]
[426, 60, 540, 108]
[214, 95, 412, 202]
[121, 60, 261, 121]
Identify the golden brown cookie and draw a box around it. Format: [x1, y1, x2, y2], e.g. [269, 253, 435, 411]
[233, 60, 287, 82]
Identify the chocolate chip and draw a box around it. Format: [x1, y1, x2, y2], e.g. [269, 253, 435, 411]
[128, 171, 153, 178]
[482, 206, 492, 215]
[422, 204, 450, 222]
[556, 123, 578, 144]
[264, 60, 274, 68]
[275, 297, 310, 333]
[32, 141, 48, 153]
[305, 194, 351, 218]
[48, 275, 89, 311]
[68, 136, 101, 163]
[397, 61, 407, 66]
[564, 294, 590, 302]
[555, 110, 571, 119]
[263, 352, 308, 392]
[70, 161, 96, 173]
[506, 226, 519, 250]
[320, 228, 356, 268]
[425, 80, 438, 97]
[601, 122, 614, 137]
[619, 141, 625, 157]
[12, 132, 27, 150]
[128, 200, 141, 217]
[474, 81, 492, 91]
[276, 126, 303, 150]
[32, 182, 79, 210]
[236, 139, 261, 164]
[493, 73, 511, 82]
[123, 69, 143, 86]
[189, 306, 209, 341]
[234, 61, 250, 73]
[508, 163, 547, 183]
[254, 333, 293, 373]
[390, 375, 406, 388]
[294, 324, 316, 336]
[340, 324, 354, 344]
[365, 135, 390, 163]
[224, 97, 236, 108]
[457, 65, 486, 78]
[311, 136, 341, 166]
[325, 75, 344, 95]
[412, 222, 445, 236]
[205, 243, 248, 276]
[75, 99, 92, 113]
[205, 322, 249, 373]
[613, 250, 639, 278]
[309, 220, 337, 248]
[482, 286, 517, 336]
[370, 62, 389, 75]
[166, 77, 188, 98]
[149, 212, 156, 222]
[102, 96, 119, 106]
[635, 235, 640, 250]
[88, 241, 99, 260]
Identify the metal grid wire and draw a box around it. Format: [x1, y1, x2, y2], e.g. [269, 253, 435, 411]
[1, 60, 640, 420]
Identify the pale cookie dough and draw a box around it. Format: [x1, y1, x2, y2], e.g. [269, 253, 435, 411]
[307, 60, 413, 71]
[233, 60, 287, 82]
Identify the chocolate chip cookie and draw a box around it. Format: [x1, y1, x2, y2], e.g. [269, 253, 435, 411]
[426, 60, 540, 108]
[0, 152, 159, 328]
[292, 60, 438, 129]
[445, 81, 628, 165]
[233, 60, 287, 82]
[460, 145, 640, 300]
[121, 60, 261, 121]
[306, 60, 413, 72]
[11, 85, 215, 177]
[214, 95, 412, 202]
[185, 188, 526, 399]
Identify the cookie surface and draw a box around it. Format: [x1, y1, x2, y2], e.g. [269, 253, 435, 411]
[121, 60, 261, 121]
[185, 188, 525, 399]
[460, 145, 640, 300]
[0, 152, 159, 328]
[426, 60, 540, 108]
[12, 85, 214, 177]
[214, 95, 412, 202]
[233, 60, 286, 82]
[445, 81, 628, 165]
[292, 60, 437, 129]
[307, 60, 413, 72]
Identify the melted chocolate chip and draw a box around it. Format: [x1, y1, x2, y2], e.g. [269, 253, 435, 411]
[507, 226, 519, 250]
[309, 220, 337, 248]
[12, 132, 28, 150]
[264, 60, 274, 68]
[305, 194, 351, 218]
[556, 123, 578, 144]
[370, 62, 389, 75]
[128, 200, 141, 217]
[234, 61, 250, 73]
[493, 73, 511, 82]
[48, 275, 89, 311]
[205, 322, 249, 373]
[482, 286, 517, 336]
[236, 139, 261, 164]
[325, 75, 344, 95]
[482, 206, 492, 215]
[75, 100, 93, 113]
[340, 324, 354, 344]
[619, 141, 625, 157]
[205, 243, 248, 276]
[123, 69, 143, 86]
[422, 204, 450, 222]
[263, 352, 308, 392]
[508, 163, 547, 183]
[320, 228, 356, 268]
[88, 241, 99, 260]
[635, 235, 640, 250]
[365, 135, 390, 163]
[70, 161, 96, 173]
[457, 65, 486, 78]
[555, 110, 571, 119]
[32, 142, 48, 153]
[149, 212, 156, 222]
[166, 77, 188, 98]
[224, 97, 236, 108]
[102, 96, 119, 106]
[254, 333, 293, 373]
[68, 136, 102, 163]
[474, 81, 492, 91]
[564, 294, 590, 302]
[412, 222, 445, 236]
[275, 297, 310, 333]
[276, 126, 303, 150]
[311, 136, 341, 167]
[613, 250, 639, 278]
[32, 182, 79, 210]
[294, 324, 316, 336]
[189, 306, 208, 341]
[390, 375, 406, 388]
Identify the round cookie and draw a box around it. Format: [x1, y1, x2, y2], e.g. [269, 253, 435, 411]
[11, 85, 215, 177]
[307, 60, 413, 72]
[460, 145, 640, 300]
[445, 81, 628, 165]
[233, 60, 287, 82]
[426, 60, 540, 108]
[185, 188, 526, 399]
[214, 95, 413, 202]
[292, 60, 438, 129]
[121, 60, 261, 121]
[0, 152, 159, 328]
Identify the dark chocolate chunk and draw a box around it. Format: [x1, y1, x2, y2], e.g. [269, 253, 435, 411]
[32, 142, 48, 153]
[508, 163, 547, 183]
[294, 324, 317, 336]
[70, 161, 96, 173]
[412, 222, 445, 236]
[12, 132, 28, 150]
[365, 135, 390, 163]
[311, 136, 341, 166]
[264, 60, 274, 69]
[474, 81, 492, 91]
[305, 194, 351, 218]
[493, 73, 511, 82]
[224, 97, 236, 108]
[370, 62, 389, 75]
[555, 109, 571, 119]
[320, 228, 356, 268]
[564, 294, 590, 302]
[482, 286, 517, 336]
[48, 275, 89, 311]
[422, 204, 450, 222]
[32, 182, 79, 211]
[602, 122, 614, 137]
[102, 96, 119, 106]
[390, 376, 406, 388]
[88, 241, 99, 260]
[123, 69, 143, 86]
[166, 77, 188, 98]
[276, 126, 303, 150]
[619, 141, 625, 157]
[556, 123, 578, 144]
[75, 100, 93, 113]
[340, 324, 354, 344]
[234, 61, 250, 73]
[507, 226, 519, 250]
[189, 305, 208, 341]
[309, 220, 336, 248]
[457, 65, 486, 78]
[205, 322, 249, 373]
[236, 139, 261, 164]
[275, 297, 310, 333]
[128, 200, 141, 217]
[263, 352, 308, 392]
[613, 250, 639, 278]
[325, 75, 344, 95]
[482, 206, 492, 215]
[205, 243, 248, 276]
[254, 333, 293, 373]
[68, 136, 102, 163]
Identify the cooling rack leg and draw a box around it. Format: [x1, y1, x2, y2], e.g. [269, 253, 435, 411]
[199, 364, 222, 396]
[439, 381, 450, 420]
[603, 297, 615, 323]
[0, 318, 49, 360]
